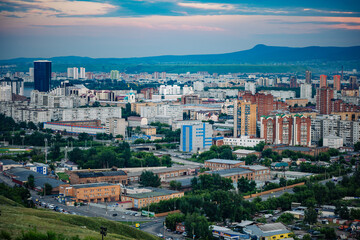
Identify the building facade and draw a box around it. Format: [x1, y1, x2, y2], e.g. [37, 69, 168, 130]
[34, 60, 51, 92]
[233, 100, 257, 137]
[316, 87, 334, 114]
[180, 122, 213, 152]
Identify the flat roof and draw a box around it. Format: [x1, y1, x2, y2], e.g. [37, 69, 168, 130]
[127, 166, 198, 177]
[76, 170, 126, 178]
[71, 182, 117, 189]
[233, 149, 258, 154]
[246, 223, 291, 237]
[205, 159, 244, 165]
[126, 187, 181, 199]
[242, 165, 268, 170]
[205, 168, 252, 177]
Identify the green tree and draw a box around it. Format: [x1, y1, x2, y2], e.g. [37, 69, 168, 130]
[237, 177, 256, 193]
[276, 213, 294, 225]
[44, 183, 53, 195]
[165, 213, 185, 231]
[170, 180, 182, 190]
[354, 141, 360, 151]
[320, 227, 336, 240]
[279, 177, 287, 187]
[139, 171, 161, 187]
[134, 138, 146, 144]
[304, 207, 318, 225]
[27, 174, 35, 189]
[184, 212, 212, 239]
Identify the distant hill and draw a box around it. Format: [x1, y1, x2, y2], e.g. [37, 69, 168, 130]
[1, 45, 360, 73]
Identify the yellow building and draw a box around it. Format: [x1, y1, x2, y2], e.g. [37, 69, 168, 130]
[233, 100, 257, 137]
[331, 112, 360, 121]
[141, 126, 157, 135]
[285, 98, 308, 107]
[245, 223, 292, 240]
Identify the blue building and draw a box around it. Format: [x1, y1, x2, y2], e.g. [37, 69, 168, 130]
[34, 60, 52, 92]
[180, 122, 213, 153]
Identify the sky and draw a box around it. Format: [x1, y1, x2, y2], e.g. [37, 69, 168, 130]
[0, 0, 360, 59]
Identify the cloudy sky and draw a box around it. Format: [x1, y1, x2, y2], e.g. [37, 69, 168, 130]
[0, 0, 360, 59]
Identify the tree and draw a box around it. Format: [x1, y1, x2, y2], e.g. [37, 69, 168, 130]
[165, 213, 185, 231]
[134, 138, 146, 144]
[279, 177, 287, 187]
[27, 174, 35, 189]
[355, 141, 360, 152]
[139, 171, 161, 187]
[304, 207, 318, 225]
[276, 213, 294, 225]
[44, 183, 53, 195]
[170, 180, 182, 190]
[184, 212, 212, 239]
[320, 227, 336, 240]
[237, 177, 256, 193]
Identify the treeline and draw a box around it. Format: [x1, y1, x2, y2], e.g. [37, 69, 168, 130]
[190, 145, 235, 163]
[0, 183, 33, 207]
[0, 114, 38, 131]
[69, 142, 172, 169]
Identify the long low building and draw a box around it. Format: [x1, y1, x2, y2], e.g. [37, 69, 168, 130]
[203, 168, 254, 183]
[204, 159, 245, 171]
[127, 166, 199, 183]
[121, 187, 184, 209]
[67, 170, 128, 185]
[4, 167, 64, 194]
[59, 182, 121, 203]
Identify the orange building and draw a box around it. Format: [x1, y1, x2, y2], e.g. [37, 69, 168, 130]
[333, 75, 341, 91]
[320, 75, 327, 88]
[59, 182, 121, 203]
[233, 100, 257, 137]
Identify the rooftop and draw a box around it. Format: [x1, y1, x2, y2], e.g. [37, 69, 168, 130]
[71, 182, 117, 189]
[205, 168, 252, 177]
[76, 170, 126, 178]
[0, 159, 20, 165]
[233, 149, 258, 154]
[126, 187, 181, 199]
[205, 159, 244, 165]
[241, 165, 268, 170]
[245, 223, 291, 237]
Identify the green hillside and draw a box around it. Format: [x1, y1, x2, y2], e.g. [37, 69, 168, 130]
[0, 196, 158, 240]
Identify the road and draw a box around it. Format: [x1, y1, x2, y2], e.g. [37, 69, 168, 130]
[156, 150, 203, 167]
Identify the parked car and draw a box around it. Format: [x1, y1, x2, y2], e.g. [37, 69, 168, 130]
[112, 213, 118, 217]
[157, 233, 163, 238]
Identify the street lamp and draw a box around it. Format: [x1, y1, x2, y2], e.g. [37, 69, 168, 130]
[100, 227, 107, 240]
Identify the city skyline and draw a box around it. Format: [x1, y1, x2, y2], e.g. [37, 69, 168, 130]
[0, 0, 360, 59]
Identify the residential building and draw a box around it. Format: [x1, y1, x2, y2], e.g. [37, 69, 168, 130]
[106, 117, 127, 137]
[240, 165, 270, 181]
[305, 70, 312, 84]
[233, 100, 257, 137]
[67, 170, 128, 185]
[260, 114, 312, 147]
[223, 136, 265, 148]
[245, 82, 256, 94]
[59, 182, 121, 203]
[320, 74, 327, 88]
[316, 87, 334, 114]
[159, 85, 181, 95]
[34, 60, 51, 92]
[193, 81, 204, 92]
[180, 122, 213, 153]
[79, 67, 86, 79]
[140, 126, 156, 135]
[333, 75, 341, 91]
[62, 107, 122, 123]
[290, 76, 298, 88]
[121, 187, 184, 209]
[300, 83, 312, 99]
[350, 76, 358, 89]
[128, 116, 148, 127]
[204, 159, 245, 171]
[323, 135, 343, 149]
[110, 70, 120, 80]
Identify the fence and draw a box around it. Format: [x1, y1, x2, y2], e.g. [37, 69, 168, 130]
[243, 182, 305, 199]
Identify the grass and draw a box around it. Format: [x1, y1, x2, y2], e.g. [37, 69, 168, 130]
[0, 196, 158, 240]
[57, 172, 70, 182]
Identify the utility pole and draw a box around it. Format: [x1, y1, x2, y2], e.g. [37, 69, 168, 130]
[44, 138, 48, 164]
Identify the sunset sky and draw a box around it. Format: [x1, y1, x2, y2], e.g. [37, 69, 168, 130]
[1, 0, 360, 59]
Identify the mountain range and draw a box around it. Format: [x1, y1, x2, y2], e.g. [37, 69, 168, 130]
[1, 45, 360, 73]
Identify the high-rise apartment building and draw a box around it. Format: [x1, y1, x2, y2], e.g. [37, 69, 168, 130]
[300, 83, 312, 99]
[79, 67, 86, 79]
[316, 87, 334, 114]
[34, 60, 51, 92]
[305, 71, 312, 84]
[350, 76, 358, 89]
[320, 75, 327, 88]
[333, 75, 341, 91]
[260, 114, 311, 146]
[289, 76, 298, 88]
[180, 122, 213, 152]
[110, 70, 120, 80]
[245, 82, 256, 94]
[233, 100, 257, 137]
[72, 67, 79, 80]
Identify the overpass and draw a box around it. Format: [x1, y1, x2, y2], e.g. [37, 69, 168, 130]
[130, 144, 157, 151]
